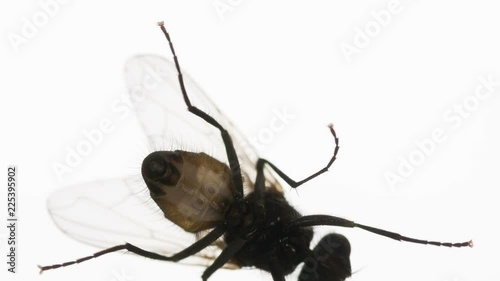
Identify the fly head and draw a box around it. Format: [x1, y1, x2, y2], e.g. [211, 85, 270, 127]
[142, 150, 234, 233]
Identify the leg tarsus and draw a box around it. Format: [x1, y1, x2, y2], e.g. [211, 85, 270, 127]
[257, 124, 339, 189]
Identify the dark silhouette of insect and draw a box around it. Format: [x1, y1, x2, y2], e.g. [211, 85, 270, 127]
[39, 22, 473, 281]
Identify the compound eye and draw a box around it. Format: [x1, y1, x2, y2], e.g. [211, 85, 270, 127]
[148, 158, 169, 179]
[142, 153, 180, 187]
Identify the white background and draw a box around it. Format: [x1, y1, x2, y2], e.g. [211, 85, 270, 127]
[1, 1, 499, 281]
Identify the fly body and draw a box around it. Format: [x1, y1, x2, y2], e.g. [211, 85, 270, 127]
[40, 21, 472, 281]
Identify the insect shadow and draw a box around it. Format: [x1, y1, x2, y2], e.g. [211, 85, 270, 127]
[39, 22, 472, 281]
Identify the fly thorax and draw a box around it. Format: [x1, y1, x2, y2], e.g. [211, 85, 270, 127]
[225, 199, 260, 239]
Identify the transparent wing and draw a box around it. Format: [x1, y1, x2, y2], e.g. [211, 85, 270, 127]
[123, 54, 283, 194]
[47, 54, 282, 269]
[47, 176, 239, 269]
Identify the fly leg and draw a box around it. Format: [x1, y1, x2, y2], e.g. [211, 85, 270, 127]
[201, 237, 247, 281]
[157, 22, 244, 201]
[269, 256, 286, 281]
[251, 124, 338, 227]
[287, 215, 473, 248]
[254, 124, 339, 195]
[39, 225, 226, 273]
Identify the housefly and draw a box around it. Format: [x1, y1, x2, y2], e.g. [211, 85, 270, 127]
[40, 22, 473, 281]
